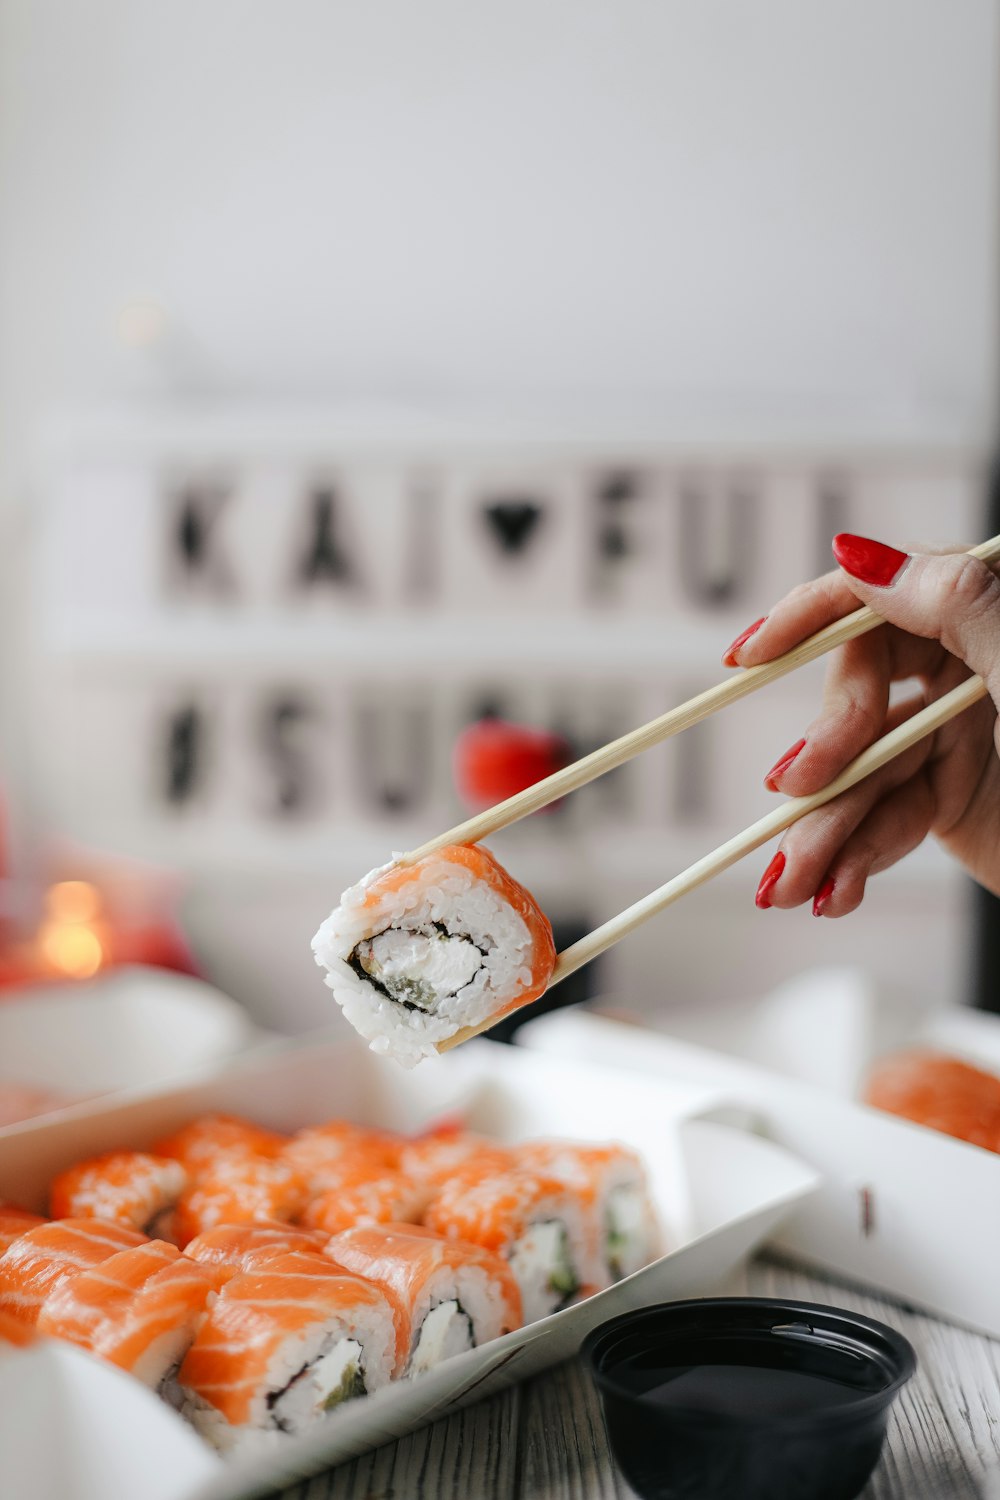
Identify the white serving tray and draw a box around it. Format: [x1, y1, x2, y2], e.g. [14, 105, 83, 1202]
[0, 1032, 817, 1500]
[0, 968, 261, 1129]
[518, 976, 1000, 1338]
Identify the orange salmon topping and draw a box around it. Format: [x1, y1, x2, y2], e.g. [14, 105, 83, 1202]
[50, 1151, 187, 1232]
[0, 1219, 147, 1326]
[866, 1051, 1000, 1151]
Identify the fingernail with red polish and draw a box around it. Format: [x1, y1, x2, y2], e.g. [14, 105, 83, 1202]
[832, 533, 910, 588]
[755, 850, 786, 909]
[722, 616, 766, 667]
[812, 877, 836, 917]
[764, 737, 806, 791]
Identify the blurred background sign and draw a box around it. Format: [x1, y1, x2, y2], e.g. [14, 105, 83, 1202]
[0, 1, 995, 1032]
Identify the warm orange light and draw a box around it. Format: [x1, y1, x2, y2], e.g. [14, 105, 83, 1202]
[44, 881, 103, 924]
[39, 923, 104, 979]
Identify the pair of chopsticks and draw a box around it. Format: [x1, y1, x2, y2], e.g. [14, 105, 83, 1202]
[413, 535, 1000, 1051]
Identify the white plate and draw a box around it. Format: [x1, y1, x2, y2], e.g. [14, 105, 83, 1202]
[0, 1033, 818, 1500]
[0, 968, 258, 1123]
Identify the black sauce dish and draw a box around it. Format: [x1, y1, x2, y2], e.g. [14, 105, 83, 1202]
[584, 1297, 916, 1500]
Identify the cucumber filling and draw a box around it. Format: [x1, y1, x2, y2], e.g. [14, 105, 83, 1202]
[350, 924, 484, 1012]
[268, 1337, 366, 1431]
[409, 1299, 474, 1376]
[509, 1219, 580, 1320]
[605, 1184, 647, 1280]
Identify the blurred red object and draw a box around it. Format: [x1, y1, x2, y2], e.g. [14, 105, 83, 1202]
[453, 719, 572, 811]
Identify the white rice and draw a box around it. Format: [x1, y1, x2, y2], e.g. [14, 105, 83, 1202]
[406, 1264, 513, 1377]
[311, 854, 537, 1067]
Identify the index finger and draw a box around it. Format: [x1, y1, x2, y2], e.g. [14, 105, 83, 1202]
[722, 539, 976, 669]
[722, 569, 860, 668]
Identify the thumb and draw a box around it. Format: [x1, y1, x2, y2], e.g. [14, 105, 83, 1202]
[832, 533, 1000, 703]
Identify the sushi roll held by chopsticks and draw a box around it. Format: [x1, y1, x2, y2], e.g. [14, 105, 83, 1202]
[311, 844, 555, 1067]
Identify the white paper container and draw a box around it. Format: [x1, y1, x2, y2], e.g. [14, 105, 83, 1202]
[0, 968, 259, 1126]
[518, 979, 1000, 1338]
[0, 1033, 817, 1500]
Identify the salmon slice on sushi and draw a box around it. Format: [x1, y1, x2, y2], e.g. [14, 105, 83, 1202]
[311, 843, 556, 1065]
[297, 1161, 425, 1237]
[515, 1140, 661, 1286]
[0, 1203, 47, 1257]
[326, 1224, 521, 1377]
[152, 1114, 289, 1171]
[281, 1120, 403, 1188]
[865, 1051, 1000, 1150]
[184, 1220, 330, 1272]
[49, 1151, 187, 1238]
[0, 1308, 39, 1349]
[424, 1167, 588, 1324]
[37, 1239, 231, 1392]
[0, 1219, 147, 1326]
[172, 1154, 307, 1248]
[398, 1129, 514, 1194]
[178, 1250, 396, 1448]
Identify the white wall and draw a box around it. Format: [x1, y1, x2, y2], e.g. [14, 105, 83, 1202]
[0, 0, 996, 455]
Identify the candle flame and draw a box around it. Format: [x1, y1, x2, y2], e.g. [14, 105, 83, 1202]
[40, 923, 104, 979]
[39, 881, 106, 978]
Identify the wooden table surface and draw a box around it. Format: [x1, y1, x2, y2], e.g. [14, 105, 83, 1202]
[268, 1255, 1000, 1500]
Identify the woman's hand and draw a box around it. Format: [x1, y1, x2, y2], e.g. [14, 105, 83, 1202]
[723, 534, 1000, 915]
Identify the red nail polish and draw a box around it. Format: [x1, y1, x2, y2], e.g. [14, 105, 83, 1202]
[832, 533, 909, 588]
[722, 616, 766, 667]
[812, 877, 836, 917]
[764, 737, 806, 791]
[755, 850, 786, 909]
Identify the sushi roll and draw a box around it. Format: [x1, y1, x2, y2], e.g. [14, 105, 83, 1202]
[49, 1151, 187, 1237]
[297, 1162, 424, 1237]
[178, 1250, 396, 1448]
[424, 1167, 588, 1323]
[152, 1114, 289, 1170]
[172, 1154, 307, 1248]
[516, 1141, 661, 1286]
[37, 1239, 232, 1391]
[281, 1120, 402, 1188]
[0, 1202, 47, 1256]
[311, 843, 556, 1066]
[865, 1050, 1000, 1150]
[184, 1220, 330, 1271]
[326, 1224, 521, 1377]
[398, 1129, 514, 1194]
[0, 1219, 147, 1325]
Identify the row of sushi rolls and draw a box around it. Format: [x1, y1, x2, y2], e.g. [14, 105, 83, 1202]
[1, 839, 992, 1453]
[0, 1109, 661, 1450]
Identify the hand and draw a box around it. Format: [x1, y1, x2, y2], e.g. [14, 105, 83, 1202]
[722, 534, 1000, 915]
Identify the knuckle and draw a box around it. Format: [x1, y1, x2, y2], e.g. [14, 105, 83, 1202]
[934, 558, 1000, 651]
[785, 580, 816, 611]
[950, 556, 996, 614]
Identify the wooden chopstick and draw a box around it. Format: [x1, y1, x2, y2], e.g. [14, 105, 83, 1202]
[402, 534, 1000, 867]
[437, 671, 988, 1051]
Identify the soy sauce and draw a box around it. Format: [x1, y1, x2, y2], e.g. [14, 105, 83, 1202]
[619, 1358, 870, 1419]
[612, 1329, 891, 1423]
[586, 1299, 916, 1500]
